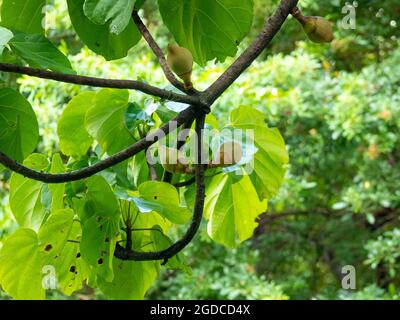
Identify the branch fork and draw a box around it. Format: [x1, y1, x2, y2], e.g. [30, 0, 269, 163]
[0, 0, 299, 261]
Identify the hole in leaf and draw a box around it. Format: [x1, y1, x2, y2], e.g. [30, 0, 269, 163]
[97, 258, 104, 265]
[69, 266, 76, 273]
[44, 244, 53, 252]
[76, 252, 81, 258]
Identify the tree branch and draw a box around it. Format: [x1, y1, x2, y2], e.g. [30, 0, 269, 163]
[0, 63, 199, 105]
[132, 11, 184, 92]
[203, 0, 299, 104]
[114, 113, 206, 261]
[0, 107, 198, 183]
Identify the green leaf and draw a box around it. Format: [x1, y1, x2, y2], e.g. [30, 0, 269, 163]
[150, 226, 190, 273]
[0, 0, 45, 34]
[86, 175, 120, 217]
[83, 0, 136, 35]
[38, 209, 75, 260]
[229, 106, 289, 200]
[0, 88, 39, 162]
[0, 27, 13, 55]
[98, 259, 158, 300]
[67, 0, 141, 61]
[158, 0, 254, 65]
[49, 154, 66, 211]
[80, 176, 120, 281]
[9, 154, 49, 230]
[57, 92, 95, 157]
[138, 181, 192, 224]
[39, 209, 91, 296]
[205, 173, 267, 248]
[130, 151, 150, 188]
[0, 229, 45, 300]
[55, 221, 91, 295]
[9, 33, 75, 74]
[85, 89, 133, 155]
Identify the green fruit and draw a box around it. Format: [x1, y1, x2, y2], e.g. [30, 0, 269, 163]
[292, 8, 334, 43]
[167, 44, 194, 90]
[158, 145, 194, 174]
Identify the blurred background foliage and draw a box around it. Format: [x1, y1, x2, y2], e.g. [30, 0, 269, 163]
[1, 0, 399, 300]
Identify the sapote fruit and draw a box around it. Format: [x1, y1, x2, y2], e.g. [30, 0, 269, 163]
[292, 7, 334, 43]
[167, 44, 194, 90]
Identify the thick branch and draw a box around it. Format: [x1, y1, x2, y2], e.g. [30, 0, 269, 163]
[0, 63, 199, 105]
[0, 107, 197, 183]
[114, 113, 206, 261]
[203, 0, 299, 104]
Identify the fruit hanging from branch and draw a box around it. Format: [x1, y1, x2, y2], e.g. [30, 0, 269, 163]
[210, 141, 243, 167]
[167, 44, 194, 90]
[292, 7, 334, 43]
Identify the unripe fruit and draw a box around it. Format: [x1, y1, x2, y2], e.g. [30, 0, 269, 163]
[292, 7, 334, 43]
[167, 44, 194, 90]
[158, 145, 194, 174]
[211, 141, 243, 167]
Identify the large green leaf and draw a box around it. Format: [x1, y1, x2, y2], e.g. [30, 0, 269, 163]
[57, 92, 95, 157]
[0, 0, 45, 34]
[9, 154, 49, 230]
[98, 259, 158, 300]
[49, 154, 65, 212]
[38, 209, 75, 260]
[80, 176, 120, 281]
[0, 88, 39, 162]
[67, 0, 141, 61]
[0, 229, 45, 300]
[158, 0, 254, 65]
[54, 221, 91, 295]
[9, 33, 75, 74]
[0, 27, 13, 55]
[85, 89, 133, 155]
[83, 0, 136, 35]
[38, 209, 91, 296]
[149, 226, 190, 273]
[205, 173, 267, 248]
[138, 181, 192, 224]
[229, 106, 289, 200]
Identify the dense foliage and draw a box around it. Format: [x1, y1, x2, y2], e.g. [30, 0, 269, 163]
[0, 0, 399, 300]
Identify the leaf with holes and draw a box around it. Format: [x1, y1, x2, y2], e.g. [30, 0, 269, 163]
[138, 181, 192, 224]
[80, 176, 120, 281]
